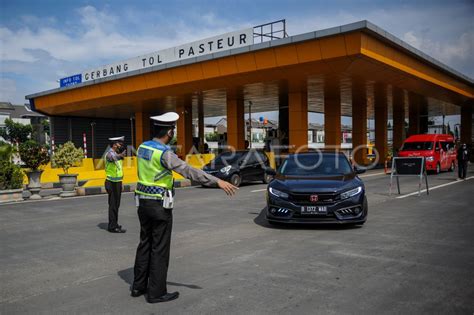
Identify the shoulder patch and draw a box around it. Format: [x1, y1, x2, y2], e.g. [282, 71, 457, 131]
[137, 147, 153, 160]
[144, 140, 168, 151]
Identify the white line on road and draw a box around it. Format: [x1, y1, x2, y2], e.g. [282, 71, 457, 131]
[0, 185, 203, 206]
[0, 191, 136, 206]
[251, 189, 267, 193]
[396, 176, 474, 199]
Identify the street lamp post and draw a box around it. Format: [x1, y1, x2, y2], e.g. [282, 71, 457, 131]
[248, 101, 252, 148]
[90, 122, 96, 158]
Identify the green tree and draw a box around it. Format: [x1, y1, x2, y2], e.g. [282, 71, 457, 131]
[42, 119, 50, 136]
[0, 118, 32, 144]
[205, 132, 220, 142]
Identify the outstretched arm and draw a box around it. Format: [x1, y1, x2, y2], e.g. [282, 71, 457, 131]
[161, 150, 238, 195]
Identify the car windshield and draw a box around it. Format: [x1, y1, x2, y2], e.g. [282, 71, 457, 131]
[401, 142, 434, 151]
[213, 151, 246, 165]
[279, 154, 353, 176]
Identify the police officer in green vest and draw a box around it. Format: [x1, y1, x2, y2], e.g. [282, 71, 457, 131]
[105, 136, 127, 233]
[131, 112, 237, 303]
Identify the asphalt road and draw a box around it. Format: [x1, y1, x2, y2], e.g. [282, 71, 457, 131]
[1, 168, 473, 314]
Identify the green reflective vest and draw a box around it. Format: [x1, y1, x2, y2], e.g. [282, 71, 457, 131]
[135, 140, 173, 198]
[104, 149, 123, 182]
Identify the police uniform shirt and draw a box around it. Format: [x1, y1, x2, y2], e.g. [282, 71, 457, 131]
[158, 144, 219, 186]
[106, 149, 123, 162]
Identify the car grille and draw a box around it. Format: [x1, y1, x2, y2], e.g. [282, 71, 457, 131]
[289, 192, 340, 205]
[292, 212, 336, 219]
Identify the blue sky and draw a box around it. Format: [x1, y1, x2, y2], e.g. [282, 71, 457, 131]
[1, 0, 473, 108]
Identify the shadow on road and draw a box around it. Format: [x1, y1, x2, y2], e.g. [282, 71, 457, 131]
[97, 223, 109, 231]
[195, 182, 265, 189]
[118, 267, 203, 289]
[253, 207, 362, 230]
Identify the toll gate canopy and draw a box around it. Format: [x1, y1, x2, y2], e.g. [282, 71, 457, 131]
[26, 20, 474, 162]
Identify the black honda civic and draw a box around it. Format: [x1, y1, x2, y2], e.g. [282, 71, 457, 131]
[265, 152, 367, 225]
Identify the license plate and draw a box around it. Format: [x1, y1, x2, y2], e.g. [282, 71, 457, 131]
[301, 206, 327, 214]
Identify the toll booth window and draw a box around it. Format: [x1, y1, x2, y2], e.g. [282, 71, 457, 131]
[401, 142, 434, 151]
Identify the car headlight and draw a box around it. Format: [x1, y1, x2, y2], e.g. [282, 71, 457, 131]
[269, 187, 289, 199]
[220, 165, 232, 174]
[340, 186, 362, 200]
[426, 156, 434, 162]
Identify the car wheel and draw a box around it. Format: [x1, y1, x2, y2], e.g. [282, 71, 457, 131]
[435, 163, 441, 174]
[230, 173, 241, 187]
[449, 161, 455, 172]
[262, 173, 273, 184]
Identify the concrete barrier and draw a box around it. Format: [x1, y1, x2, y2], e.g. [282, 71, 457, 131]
[0, 189, 24, 203]
[25, 154, 217, 189]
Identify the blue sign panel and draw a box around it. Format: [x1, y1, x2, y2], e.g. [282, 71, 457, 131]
[60, 74, 82, 87]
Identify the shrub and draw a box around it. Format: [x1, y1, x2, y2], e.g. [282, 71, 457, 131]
[18, 140, 50, 171]
[0, 142, 14, 161]
[0, 143, 23, 190]
[0, 160, 23, 190]
[52, 141, 84, 174]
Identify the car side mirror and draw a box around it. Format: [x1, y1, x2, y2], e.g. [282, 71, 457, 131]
[354, 166, 366, 174]
[265, 167, 277, 176]
[435, 147, 440, 152]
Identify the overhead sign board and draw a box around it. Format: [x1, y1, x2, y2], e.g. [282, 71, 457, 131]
[59, 28, 254, 87]
[60, 74, 82, 87]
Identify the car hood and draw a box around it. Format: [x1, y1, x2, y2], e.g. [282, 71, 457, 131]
[203, 163, 235, 171]
[271, 173, 360, 193]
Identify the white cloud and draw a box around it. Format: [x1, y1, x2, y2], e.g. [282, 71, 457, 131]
[0, 78, 17, 103]
[0, 5, 252, 103]
[283, 4, 474, 77]
[0, 3, 473, 105]
[1, 5, 249, 71]
[403, 31, 473, 63]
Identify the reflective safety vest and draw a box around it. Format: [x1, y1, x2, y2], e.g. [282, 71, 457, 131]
[135, 140, 173, 198]
[104, 149, 123, 182]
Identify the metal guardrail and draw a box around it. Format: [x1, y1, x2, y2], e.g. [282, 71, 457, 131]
[253, 19, 288, 44]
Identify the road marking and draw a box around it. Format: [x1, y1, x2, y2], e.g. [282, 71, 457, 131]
[359, 172, 385, 178]
[251, 188, 267, 193]
[396, 176, 474, 199]
[0, 185, 202, 206]
[0, 191, 137, 206]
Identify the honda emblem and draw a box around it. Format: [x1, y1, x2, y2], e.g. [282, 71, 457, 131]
[310, 195, 318, 202]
